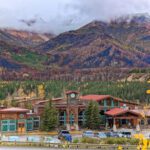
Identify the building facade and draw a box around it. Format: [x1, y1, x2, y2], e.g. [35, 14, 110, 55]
[0, 107, 40, 133]
[34, 91, 141, 130]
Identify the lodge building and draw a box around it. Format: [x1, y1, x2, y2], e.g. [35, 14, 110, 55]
[34, 91, 142, 131]
[0, 90, 146, 132]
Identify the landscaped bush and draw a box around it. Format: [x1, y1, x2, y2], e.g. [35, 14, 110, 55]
[73, 138, 79, 143]
[128, 138, 139, 145]
[80, 137, 140, 145]
[105, 138, 128, 144]
[80, 137, 100, 144]
[104, 138, 140, 145]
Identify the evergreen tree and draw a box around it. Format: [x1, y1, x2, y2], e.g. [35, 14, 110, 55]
[3, 100, 8, 107]
[84, 101, 100, 129]
[25, 102, 33, 110]
[41, 100, 58, 131]
[11, 99, 18, 107]
[92, 102, 100, 129]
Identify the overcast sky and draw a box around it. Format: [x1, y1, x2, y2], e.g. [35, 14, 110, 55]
[0, 0, 150, 34]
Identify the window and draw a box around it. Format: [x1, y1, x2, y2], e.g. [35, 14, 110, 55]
[62, 131, 69, 134]
[114, 101, 119, 107]
[122, 119, 127, 125]
[107, 100, 111, 106]
[69, 114, 74, 125]
[141, 120, 144, 125]
[33, 121, 39, 129]
[99, 100, 104, 106]
[148, 119, 150, 125]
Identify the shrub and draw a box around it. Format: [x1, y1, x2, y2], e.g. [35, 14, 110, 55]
[73, 138, 79, 143]
[104, 138, 139, 145]
[80, 137, 100, 144]
[128, 138, 139, 145]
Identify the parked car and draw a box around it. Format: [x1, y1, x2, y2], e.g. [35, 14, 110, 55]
[119, 131, 132, 138]
[58, 130, 72, 142]
[106, 132, 120, 137]
[82, 130, 94, 138]
[95, 132, 107, 138]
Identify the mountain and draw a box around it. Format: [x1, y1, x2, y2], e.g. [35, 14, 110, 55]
[0, 29, 51, 71]
[37, 14, 150, 69]
[1, 29, 53, 47]
[0, 14, 150, 81]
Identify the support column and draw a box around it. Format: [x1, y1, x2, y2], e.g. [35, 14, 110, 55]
[74, 107, 79, 130]
[64, 111, 66, 125]
[66, 108, 70, 130]
[136, 119, 140, 132]
[113, 118, 117, 132]
[105, 118, 108, 130]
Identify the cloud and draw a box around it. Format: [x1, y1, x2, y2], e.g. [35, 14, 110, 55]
[0, 0, 149, 34]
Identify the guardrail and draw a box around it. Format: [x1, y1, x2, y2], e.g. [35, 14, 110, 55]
[0, 141, 141, 149]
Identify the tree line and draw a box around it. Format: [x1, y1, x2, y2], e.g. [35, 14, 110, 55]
[0, 80, 149, 103]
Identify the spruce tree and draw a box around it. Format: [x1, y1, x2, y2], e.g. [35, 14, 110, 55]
[41, 100, 58, 131]
[84, 101, 100, 130]
[92, 102, 100, 129]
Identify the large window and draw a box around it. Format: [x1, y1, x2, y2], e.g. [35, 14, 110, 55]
[78, 111, 85, 127]
[70, 114, 74, 125]
[59, 111, 66, 126]
[1, 120, 16, 132]
[33, 117, 40, 129]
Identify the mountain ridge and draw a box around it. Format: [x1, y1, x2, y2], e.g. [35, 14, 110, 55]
[0, 14, 150, 80]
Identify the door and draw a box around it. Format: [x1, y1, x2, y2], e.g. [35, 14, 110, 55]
[18, 122, 25, 133]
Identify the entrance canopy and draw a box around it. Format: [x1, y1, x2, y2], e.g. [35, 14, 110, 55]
[105, 108, 142, 119]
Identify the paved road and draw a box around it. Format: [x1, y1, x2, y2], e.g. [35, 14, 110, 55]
[0, 147, 50, 150]
[0, 147, 87, 150]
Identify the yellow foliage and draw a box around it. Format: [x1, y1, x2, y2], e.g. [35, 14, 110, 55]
[134, 134, 144, 140]
[146, 90, 150, 94]
[38, 84, 45, 98]
[142, 139, 148, 150]
[118, 145, 122, 150]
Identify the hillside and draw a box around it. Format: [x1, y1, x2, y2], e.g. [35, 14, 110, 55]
[0, 29, 53, 47]
[0, 14, 150, 81]
[0, 81, 149, 103]
[37, 15, 150, 69]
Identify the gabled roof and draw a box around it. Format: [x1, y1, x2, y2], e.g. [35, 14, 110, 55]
[0, 107, 29, 113]
[80, 94, 139, 106]
[105, 108, 127, 116]
[35, 98, 64, 105]
[105, 108, 141, 117]
[80, 95, 121, 101]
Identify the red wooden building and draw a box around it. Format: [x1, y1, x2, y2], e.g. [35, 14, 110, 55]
[0, 107, 40, 133]
[105, 108, 142, 131]
[34, 91, 141, 130]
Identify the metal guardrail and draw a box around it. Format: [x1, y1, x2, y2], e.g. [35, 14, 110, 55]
[0, 141, 142, 149]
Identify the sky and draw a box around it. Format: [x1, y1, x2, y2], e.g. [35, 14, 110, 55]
[0, 0, 150, 34]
